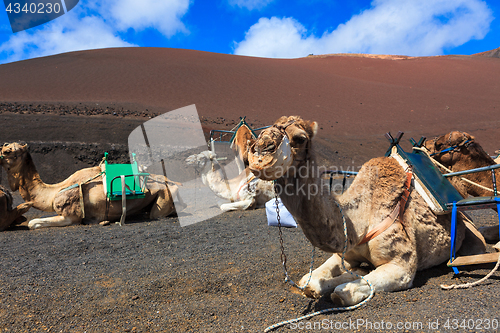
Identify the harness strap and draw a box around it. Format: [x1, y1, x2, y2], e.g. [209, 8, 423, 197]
[359, 171, 413, 245]
[235, 175, 256, 201]
[79, 183, 85, 219]
[358, 202, 400, 245]
[58, 171, 104, 193]
[430, 138, 472, 156]
[400, 170, 413, 223]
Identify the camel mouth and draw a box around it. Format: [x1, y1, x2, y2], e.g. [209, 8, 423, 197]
[248, 133, 293, 181]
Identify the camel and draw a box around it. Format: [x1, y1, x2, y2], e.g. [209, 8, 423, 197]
[185, 150, 274, 211]
[423, 131, 500, 242]
[247, 116, 483, 306]
[0, 142, 184, 229]
[230, 121, 256, 174]
[0, 184, 32, 231]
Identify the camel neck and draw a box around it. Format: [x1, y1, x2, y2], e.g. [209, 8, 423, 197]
[276, 157, 357, 253]
[15, 155, 56, 212]
[452, 155, 500, 197]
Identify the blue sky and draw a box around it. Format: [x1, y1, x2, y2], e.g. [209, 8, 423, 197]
[0, 0, 498, 64]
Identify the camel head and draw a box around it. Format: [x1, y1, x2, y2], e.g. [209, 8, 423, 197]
[1, 142, 28, 172]
[248, 116, 318, 181]
[185, 151, 219, 172]
[1, 142, 29, 191]
[423, 131, 478, 166]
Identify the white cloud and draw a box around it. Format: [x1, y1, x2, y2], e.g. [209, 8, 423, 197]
[229, 0, 275, 11]
[0, 14, 134, 63]
[105, 0, 191, 37]
[234, 0, 494, 58]
[0, 0, 192, 64]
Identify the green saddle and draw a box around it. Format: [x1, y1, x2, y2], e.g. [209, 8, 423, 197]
[102, 152, 149, 201]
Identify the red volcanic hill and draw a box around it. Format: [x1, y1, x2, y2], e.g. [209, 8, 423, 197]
[0, 47, 499, 162]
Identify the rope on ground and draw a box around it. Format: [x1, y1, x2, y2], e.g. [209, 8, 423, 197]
[441, 253, 500, 290]
[264, 203, 374, 332]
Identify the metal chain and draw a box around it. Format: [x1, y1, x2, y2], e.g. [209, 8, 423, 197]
[273, 181, 315, 289]
[274, 181, 289, 281]
[264, 201, 374, 333]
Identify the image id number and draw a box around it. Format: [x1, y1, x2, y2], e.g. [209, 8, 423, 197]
[444, 318, 499, 330]
[5, 2, 62, 14]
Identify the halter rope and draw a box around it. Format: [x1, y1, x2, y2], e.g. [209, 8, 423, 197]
[264, 200, 374, 332]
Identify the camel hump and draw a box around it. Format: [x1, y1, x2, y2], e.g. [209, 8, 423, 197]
[362, 156, 407, 188]
[343, 157, 407, 207]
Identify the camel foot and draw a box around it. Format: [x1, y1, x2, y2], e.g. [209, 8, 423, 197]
[17, 202, 33, 215]
[300, 284, 321, 299]
[99, 220, 111, 226]
[493, 241, 500, 252]
[331, 282, 371, 307]
[28, 220, 42, 230]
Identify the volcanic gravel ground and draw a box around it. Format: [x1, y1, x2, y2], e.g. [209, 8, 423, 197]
[1, 105, 500, 332]
[0, 210, 499, 333]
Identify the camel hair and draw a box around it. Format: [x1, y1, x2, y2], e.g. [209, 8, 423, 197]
[424, 131, 500, 243]
[185, 150, 274, 211]
[0, 142, 185, 229]
[247, 115, 484, 306]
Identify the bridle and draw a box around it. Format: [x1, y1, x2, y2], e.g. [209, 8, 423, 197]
[429, 132, 473, 157]
[251, 119, 311, 162]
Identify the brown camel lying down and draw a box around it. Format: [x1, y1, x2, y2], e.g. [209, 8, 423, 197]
[247, 116, 484, 306]
[1, 142, 184, 229]
[424, 131, 500, 243]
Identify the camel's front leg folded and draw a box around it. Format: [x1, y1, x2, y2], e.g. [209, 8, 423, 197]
[300, 253, 367, 299]
[28, 215, 81, 230]
[331, 262, 415, 306]
[220, 199, 254, 211]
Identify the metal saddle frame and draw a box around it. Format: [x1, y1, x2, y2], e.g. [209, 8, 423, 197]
[386, 132, 500, 273]
[101, 152, 149, 225]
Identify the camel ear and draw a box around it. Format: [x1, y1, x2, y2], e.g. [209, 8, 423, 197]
[310, 121, 318, 138]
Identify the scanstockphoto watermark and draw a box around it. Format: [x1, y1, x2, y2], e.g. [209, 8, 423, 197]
[258, 161, 366, 198]
[290, 318, 429, 331]
[289, 317, 500, 331]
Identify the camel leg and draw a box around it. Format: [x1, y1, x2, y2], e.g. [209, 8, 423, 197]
[220, 199, 254, 212]
[300, 253, 366, 299]
[331, 262, 414, 306]
[235, 156, 246, 174]
[0, 202, 32, 231]
[171, 185, 187, 211]
[10, 202, 32, 223]
[150, 188, 176, 219]
[28, 215, 81, 230]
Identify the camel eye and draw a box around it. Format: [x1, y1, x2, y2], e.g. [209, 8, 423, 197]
[294, 135, 306, 145]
